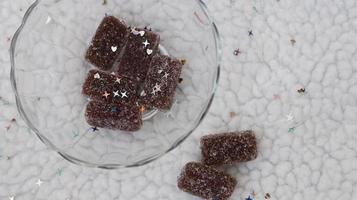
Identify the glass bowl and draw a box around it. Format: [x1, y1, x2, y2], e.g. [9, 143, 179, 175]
[10, 0, 220, 169]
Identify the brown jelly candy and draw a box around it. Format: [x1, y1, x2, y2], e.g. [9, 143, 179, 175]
[85, 16, 129, 70]
[177, 162, 236, 200]
[201, 130, 258, 166]
[85, 100, 142, 131]
[115, 27, 160, 82]
[140, 54, 183, 109]
[82, 70, 138, 105]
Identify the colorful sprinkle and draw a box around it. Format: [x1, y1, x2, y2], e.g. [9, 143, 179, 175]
[115, 77, 121, 84]
[91, 127, 99, 132]
[131, 28, 138, 34]
[151, 88, 157, 95]
[111, 107, 118, 113]
[265, 193, 271, 199]
[103, 91, 110, 98]
[297, 88, 305, 94]
[163, 72, 169, 79]
[139, 31, 145, 37]
[245, 195, 253, 200]
[151, 83, 161, 95]
[140, 90, 146, 96]
[131, 28, 144, 36]
[94, 73, 100, 79]
[288, 127, 296, 133]
[143, 40, 150, 48]
[121, 91, 128, 98]
[139, 106, 145, 113]
[234, 48, 241, 56]
[113, 90, 120, 97]
[146, 49, 153, 55]
[111, 46, 118, 52]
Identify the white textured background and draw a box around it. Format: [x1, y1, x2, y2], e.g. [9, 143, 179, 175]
[1, 0, 357, 199]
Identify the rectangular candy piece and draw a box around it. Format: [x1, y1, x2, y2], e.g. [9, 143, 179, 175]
[140, 54, 183, 109]
[114, 28, 160, 82]
[82, 70, 138, 105]
[201, 130, 258, 166]
[85, 100, 142, 131]
[177, 162, 236, 200]
[85, 16, 129, 70]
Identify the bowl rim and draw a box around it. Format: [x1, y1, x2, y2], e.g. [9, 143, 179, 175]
[10, 0, 221, 169]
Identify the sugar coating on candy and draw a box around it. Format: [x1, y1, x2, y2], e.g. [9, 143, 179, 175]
[85, 16, 129, 70]
[201, 130, 258, 166]
[85, 101, 142, 131]
[82, 70, 138, 105]
[140, 54, 183, 109]
[177, 162, 236, 200]
[114, 28, 160, 82]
